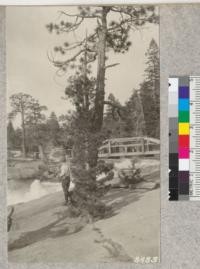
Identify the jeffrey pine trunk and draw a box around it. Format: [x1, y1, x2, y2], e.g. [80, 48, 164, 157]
[93, 7, 108, 133]
[89, 7, 108, 168]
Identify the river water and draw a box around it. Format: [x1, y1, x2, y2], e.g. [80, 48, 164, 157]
[7, 179, 62, 205]
[7, 159, 159, 206]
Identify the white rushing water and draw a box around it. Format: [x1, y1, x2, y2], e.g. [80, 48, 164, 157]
[7, 179, 62, 205]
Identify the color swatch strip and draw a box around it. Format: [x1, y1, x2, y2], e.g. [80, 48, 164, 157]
[168, 76, 200, 201]
[169, 77, 190, 200]
[178, 77, 190, 200]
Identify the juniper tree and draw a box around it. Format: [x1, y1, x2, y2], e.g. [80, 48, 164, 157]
[47, 5, 158, 155]
[47, 6, 158, 216]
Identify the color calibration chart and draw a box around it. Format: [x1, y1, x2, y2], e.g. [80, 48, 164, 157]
[169, 76, 200, 201]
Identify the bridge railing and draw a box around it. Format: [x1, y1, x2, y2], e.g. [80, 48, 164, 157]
[98, 137, 160, 158]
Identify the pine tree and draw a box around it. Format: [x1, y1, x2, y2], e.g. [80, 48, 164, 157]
[47, 112, 60, 146]
[25, 100, 47, 159]
[124, 90, 146, 137]
[9, 93, 36, 157]
[145, 39, 159, 103]
[47, 5, 158, 138]
[140, 39, 159, 138]
[7, 121, 16, 150]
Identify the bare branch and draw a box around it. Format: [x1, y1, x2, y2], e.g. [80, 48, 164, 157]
[59, 10, 101, 19]
[105, 63, 120, 69]
[107, 8, 158, 33]
[58, 17, 84, 33]
[110, 6, 137, 17]
[62, 41, 85, 52]
[49, 49, 85, 68]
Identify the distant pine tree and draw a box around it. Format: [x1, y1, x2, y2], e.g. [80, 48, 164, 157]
[140, 39, 159, 138]
[145, 39, 159, 101]
[47, 112, 61, 146]
[7, 120, 16, 150]
[124, 90, 146, 137]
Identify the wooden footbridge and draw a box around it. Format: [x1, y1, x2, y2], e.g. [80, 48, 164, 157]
[98, 136, 160, 159]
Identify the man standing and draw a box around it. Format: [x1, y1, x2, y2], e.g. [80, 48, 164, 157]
[60, 155, 71, 205]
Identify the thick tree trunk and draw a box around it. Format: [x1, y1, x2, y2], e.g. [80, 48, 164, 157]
[93, 7, 108, 132]
[69, 8, 110, 216]
[87, 7, 109, 168]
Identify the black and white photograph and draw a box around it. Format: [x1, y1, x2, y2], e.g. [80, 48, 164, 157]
[7, 5, 160, 263]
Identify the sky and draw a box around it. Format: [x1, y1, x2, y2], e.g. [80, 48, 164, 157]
[6, 6, 159, 126]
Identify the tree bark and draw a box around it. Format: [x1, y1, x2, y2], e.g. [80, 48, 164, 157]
[93, 7, 109, 132]
[86, 7, 110, 169]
